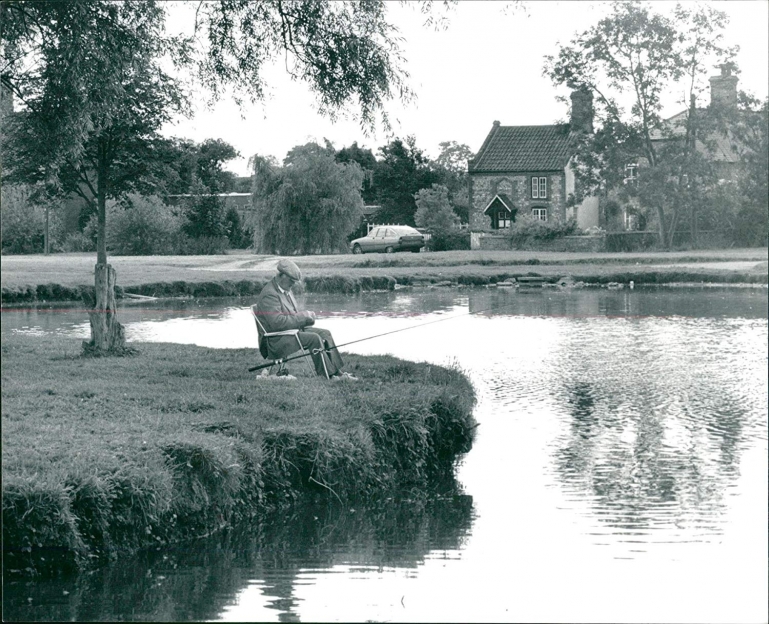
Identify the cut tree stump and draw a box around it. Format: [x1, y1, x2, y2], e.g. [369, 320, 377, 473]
[81, 263, 128, 354]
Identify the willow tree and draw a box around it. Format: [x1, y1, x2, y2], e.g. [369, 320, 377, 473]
[253, 143, 364, 255]
[1, 0, 442, 354]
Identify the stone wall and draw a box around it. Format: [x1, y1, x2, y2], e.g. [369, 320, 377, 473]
[469, 172, 566, 232]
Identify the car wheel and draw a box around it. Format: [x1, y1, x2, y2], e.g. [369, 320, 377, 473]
[385, 246, 394, 253]
[352, 244, 363, 254]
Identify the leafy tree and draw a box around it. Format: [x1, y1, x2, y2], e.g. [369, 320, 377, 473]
[106, 194, 183, 255]
[543, 1, 738, 248]
[433, 140, 474, 175]
[191, 1, 421, 129]
[336, 142, 377, 203]
[373, 137, 440, 226]
[1, 0, 186, 352]
[253, 144, 364, 254]
[0, 184, 63, 253]
[731, 96, 769, 246]
[432, 140, 474, 223]
[414, 184, 459, 233]
[182, 183, 228, 240]
[162, 138, 240, 195]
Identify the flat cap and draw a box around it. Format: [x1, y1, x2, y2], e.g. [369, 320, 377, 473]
[276, 258, 301, 281]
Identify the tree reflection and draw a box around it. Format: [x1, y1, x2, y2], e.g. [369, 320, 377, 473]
[552, 321, 761, 534]
[3, 487, 474, 621]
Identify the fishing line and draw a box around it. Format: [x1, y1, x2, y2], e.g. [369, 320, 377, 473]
[248, 296, 521, 372]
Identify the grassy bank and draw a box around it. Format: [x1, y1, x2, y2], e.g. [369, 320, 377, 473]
[1, 333, 476, 577]
[1, 250, 767, 304]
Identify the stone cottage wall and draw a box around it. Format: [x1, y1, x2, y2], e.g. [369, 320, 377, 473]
[469, 172, 566, 232]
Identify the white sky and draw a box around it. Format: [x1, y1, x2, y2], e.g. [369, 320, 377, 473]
[162, 1, 769, 176]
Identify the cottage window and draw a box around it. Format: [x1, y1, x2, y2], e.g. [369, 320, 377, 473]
[498, 211, 511, 229]
[531, 177, 548, 199]
[532, 208, 547, 221]
[624, 163, 638, 185]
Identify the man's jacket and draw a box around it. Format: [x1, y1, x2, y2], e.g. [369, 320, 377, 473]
[255, 278, 314, 358]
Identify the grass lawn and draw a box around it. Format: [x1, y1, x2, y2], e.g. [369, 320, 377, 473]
[1, 332, 476, 576]
[1, 248, 767, 291]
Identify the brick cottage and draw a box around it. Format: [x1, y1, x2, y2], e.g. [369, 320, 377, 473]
[467, 88, 600, 250]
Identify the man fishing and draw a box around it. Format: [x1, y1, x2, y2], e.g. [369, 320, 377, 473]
[255, 259, 357, 381]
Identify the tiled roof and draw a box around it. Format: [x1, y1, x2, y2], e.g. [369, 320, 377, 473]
[650, 109, 743, 163]
[469, 124, 573, 173]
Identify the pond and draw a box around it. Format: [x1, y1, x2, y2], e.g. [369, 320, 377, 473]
[3, 286, 768, 622]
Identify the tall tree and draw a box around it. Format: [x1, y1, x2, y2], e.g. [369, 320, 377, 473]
[414, 184, 459, 233]
[1, 0, 186, 352]
[543, 1, 737, 248]
[432, 140, 474, 223]
[336, 142, 377, 204]
[253, 143, 364, 255]
[373, 136, 439, 226]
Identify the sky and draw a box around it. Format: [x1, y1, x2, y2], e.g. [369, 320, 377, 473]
[162, 1, 769, 177]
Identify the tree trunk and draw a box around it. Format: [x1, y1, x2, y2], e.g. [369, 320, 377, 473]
[44, 204, 50, 255]
[655, 205, 669, 249]
[82, 137, 126, 354]
[82, 263, 126, 353]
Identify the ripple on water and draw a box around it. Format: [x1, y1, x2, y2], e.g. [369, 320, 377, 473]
[539, 316, 767, 546]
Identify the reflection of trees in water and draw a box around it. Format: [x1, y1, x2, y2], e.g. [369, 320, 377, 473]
[552, 318, 764, 533]
[468, 288, 768, 320]
[3, 487, 474, 622]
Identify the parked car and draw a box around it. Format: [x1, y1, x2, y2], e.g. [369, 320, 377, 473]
[349, 226, 425, 254]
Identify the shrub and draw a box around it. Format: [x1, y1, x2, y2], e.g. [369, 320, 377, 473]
[224, 207, 253, 249]
[0, 185, 63, 254]
[510, 215, 578, 243]
[427, 231, 471, 251]
[107, 194, 183, 255]
[182, 194, 227, 239]
[60, 232, 96, 253]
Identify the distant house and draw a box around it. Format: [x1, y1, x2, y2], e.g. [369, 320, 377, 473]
[650, 65, 745, 181]
[467, 88, 600, 249]
[618, 65, 752, 234]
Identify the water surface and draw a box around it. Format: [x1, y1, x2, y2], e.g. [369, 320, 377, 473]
[3, 286, 767, 622]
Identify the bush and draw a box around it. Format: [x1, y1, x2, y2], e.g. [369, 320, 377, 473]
[60, 232, 96, 253]
[510, 215, 578, 243]
[183, 194, 227, 239]
[107, 194, 183, 255]
[427, 231, 471, 251]
[224, 207, 253, 249]
[0, 185, 63, 254]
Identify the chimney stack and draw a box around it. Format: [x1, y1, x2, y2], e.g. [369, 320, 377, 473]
[709, 64, 738, 110]
[570, 87, 594, 134]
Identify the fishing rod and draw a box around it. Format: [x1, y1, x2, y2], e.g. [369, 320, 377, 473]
[247, 298, 518, 372]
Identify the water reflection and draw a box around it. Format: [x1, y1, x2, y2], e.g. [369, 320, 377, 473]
[3, 491, 474, 622]
[547, 316, 766, 539]
[468, 286, 768, 319]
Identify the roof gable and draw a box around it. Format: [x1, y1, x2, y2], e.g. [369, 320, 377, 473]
[483, 193, 515, 215]
[469, 124, 573, 173]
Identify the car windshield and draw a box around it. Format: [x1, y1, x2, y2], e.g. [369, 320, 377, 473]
[392, 227, 420, 235]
